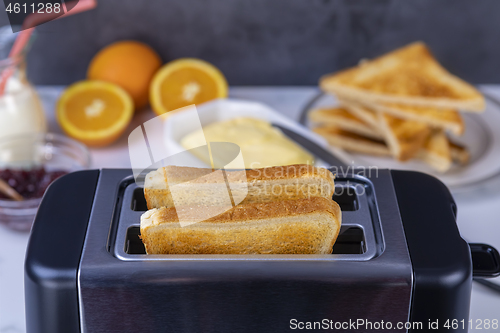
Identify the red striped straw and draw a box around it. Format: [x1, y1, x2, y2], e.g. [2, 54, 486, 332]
[0, 0, 97, 95]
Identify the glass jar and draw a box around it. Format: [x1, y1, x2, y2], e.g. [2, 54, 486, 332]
[0, 54, 46, 140]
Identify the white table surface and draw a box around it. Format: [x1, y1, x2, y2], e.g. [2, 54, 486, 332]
[1, 86, 499, 332]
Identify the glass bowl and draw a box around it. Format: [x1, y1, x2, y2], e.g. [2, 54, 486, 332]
[0, 133, 90, 231]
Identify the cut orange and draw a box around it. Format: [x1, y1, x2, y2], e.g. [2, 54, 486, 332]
[57, 81, 134, 147]
[150, 58, 228, 115]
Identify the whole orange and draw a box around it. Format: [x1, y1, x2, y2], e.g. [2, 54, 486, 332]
[87, 41, 162, 110]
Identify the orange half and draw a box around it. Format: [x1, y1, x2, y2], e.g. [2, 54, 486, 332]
[150, 58, 228, 115]
[57, 81, 134, 147]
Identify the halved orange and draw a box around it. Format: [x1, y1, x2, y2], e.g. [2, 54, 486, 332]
[150, 58, 228, 115]
[57, 81, 134, 147]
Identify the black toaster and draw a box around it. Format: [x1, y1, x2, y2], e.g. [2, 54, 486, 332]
[24, 168, 500, 333]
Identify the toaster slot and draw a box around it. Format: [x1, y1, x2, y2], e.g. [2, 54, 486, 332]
[332, 227, 365, 254]
[113, 175, 383, 261]
[124, 225, 366, 255]
[332, 186, 358, 211]
[124, 227, 146, 254]
[131, 187, 148, 211]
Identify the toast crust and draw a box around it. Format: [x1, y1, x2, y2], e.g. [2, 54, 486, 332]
[309, 107, 383, 140]
[313, 126, 391, 156]
[338, 99, 380, 128]
[144, 196, 340, 225]
[341, 98, 464, 135]
[416, 130, 452, 172]
[157, 164, 334, 184]
[378, 113, 431, 161]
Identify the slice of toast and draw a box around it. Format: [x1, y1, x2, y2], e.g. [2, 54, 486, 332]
[416, 129, 452, 172]
[378, 113, 431, 161]
[313, 126, 391, 156]
[144, 164, 335, 209]
[449, 140, 470, 165]
[341, 98, 465, 135]
[320, 42, 485, 111]
[308, 107, 383, 140]
[140, 196, 342, 254]
[336, 99, 380, 129]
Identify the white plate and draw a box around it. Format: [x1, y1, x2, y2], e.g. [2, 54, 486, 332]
[163, 98, 352, 168]
[303, 93, 500, 191]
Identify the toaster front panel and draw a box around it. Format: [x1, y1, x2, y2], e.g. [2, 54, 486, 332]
[77, 169, 413, 333]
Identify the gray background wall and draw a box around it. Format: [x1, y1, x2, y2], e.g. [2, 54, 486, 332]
[1, 0, 499, 85]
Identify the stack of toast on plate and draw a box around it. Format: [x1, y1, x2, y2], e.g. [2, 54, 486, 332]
[311, 42, 485, 172]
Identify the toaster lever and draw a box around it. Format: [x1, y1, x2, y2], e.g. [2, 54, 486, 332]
[469, 243, 500, 278]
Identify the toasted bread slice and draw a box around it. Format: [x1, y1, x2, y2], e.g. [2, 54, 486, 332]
[338, 99, 380, 129]
[140, 197, 342, 254]
[378, 113, 431, 161]
[342, 98, 465, 135]
[320, 42, 485, 111]
[313, 126, 391, 156]
[308, 107, 383, 140]
[449, 140, 470, 165]
[144, 165, 335, 210]
[416, 129, 452, 172]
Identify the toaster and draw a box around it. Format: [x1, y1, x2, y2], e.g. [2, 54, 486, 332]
[24, 168, 500, 333]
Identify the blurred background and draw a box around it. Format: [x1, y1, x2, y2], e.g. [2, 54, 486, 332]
[0, 0, 499, 85]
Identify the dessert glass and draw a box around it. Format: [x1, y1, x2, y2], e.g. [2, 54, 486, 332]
[0, 133, 90, 231]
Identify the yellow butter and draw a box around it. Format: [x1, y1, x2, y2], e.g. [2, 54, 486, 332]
[180, 117, 314, 168]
